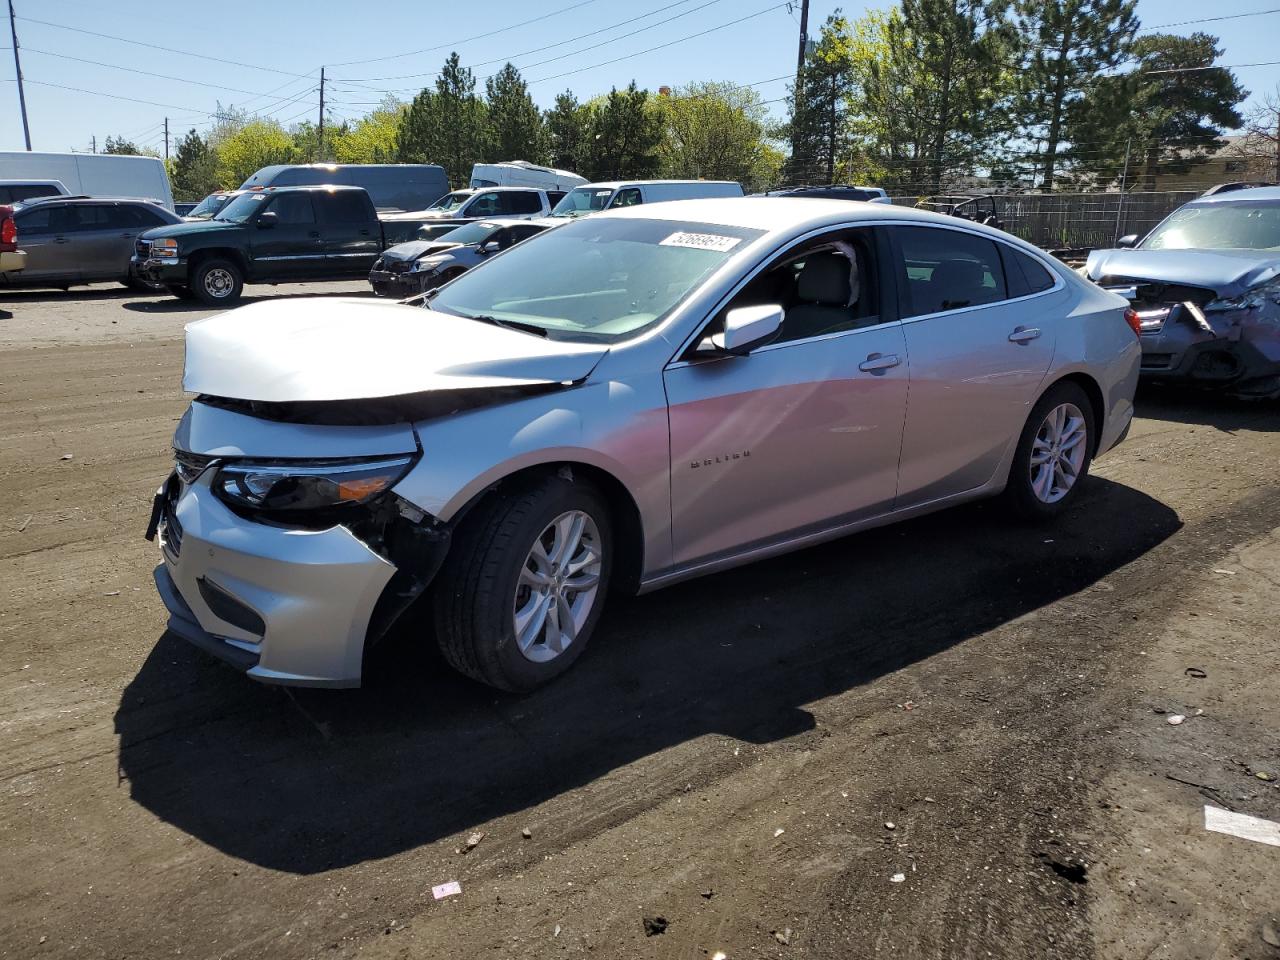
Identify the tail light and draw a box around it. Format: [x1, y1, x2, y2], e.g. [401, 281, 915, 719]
[1123, 307, 1142, 337]
[0, 213, 15, 251]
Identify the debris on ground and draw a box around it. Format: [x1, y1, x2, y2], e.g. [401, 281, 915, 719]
[1261, 919, 1280, 949]
[642, 915, 668, 936]
[554, 924, 561, 938]
[889, 873, 906, 883]
[885, 822, 896, 830]
[1167, 714, 1185, 725]
[431, 881, 462, 900]
[60, 453, 73, 461]
[1256, 771, 1275, 782]
[1037, 852, 1088, 884]
[16, 515, 31, 532]
[773, 927, 792, 946]
[521, 827, 532, 839]
[458, 831, 485, 854]
[1184, 667, 1207, 679]
[1204, 806, 1280, 847]
[1212, 568, 1236, 576]
[700, 889, 715, 900]
[773, 828, 785, 838]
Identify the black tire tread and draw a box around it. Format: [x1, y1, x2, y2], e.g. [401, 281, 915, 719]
[1005, 380, 1095, 520]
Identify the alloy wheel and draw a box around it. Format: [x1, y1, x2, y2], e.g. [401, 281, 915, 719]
[1030, 401, 1088, 504]
[512, 510, 603, 663]
[203, 267, 235, 299]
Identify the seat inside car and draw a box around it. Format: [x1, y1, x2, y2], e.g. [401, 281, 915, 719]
[916, 257, 997, 313]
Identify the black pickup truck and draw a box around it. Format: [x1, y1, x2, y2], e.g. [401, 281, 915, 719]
[131, 185, 426, 305]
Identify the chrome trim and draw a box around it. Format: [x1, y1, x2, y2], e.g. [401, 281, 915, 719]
[252, 253, 326, 262]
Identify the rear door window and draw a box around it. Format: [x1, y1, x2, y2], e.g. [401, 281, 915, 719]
[502, 191, 543, 215]
[320, 191, 372, 223]
[999, 245, 1056, 297]
[108, 205, 167, 229]
[892, 226, 1007, 318]
[67, 205, 113, 232]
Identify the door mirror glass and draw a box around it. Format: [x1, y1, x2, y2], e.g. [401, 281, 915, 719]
[479, 239, 501, 253]
[712, 304, 784, 355]
[257, 211, 278, 229]
[1116, 233, 1139, 248]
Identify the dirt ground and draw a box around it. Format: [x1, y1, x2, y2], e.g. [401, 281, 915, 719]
[1, 284, 1278, 960]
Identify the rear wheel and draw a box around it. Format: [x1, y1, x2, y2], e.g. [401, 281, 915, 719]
[433, 474, 612, 691]
[191, 258, 243, 305]
[1005, 381, 1095, 519]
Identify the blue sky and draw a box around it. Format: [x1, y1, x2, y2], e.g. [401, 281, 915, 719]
[3, 0, 1278, 154]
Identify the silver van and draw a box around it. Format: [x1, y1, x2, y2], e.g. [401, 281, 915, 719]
[545, 179, 744, 219]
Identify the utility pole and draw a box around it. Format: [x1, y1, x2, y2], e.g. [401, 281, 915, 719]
[1113, 137, 1132, 244]
[317, 66, 325, 160]
[8, 0, 31, 150]
[163, 116, 170, 163]
[794, 0, 810, 83]
[91, 135, 96, 154]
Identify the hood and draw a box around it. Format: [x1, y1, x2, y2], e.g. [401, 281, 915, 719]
[1086, 247, 1280, 298]
[381, 240, 461, 262]
[183, 297, 608, 403]
[143, 218, 243, 240]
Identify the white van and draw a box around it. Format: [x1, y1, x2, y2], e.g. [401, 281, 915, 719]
[544, 179, 744, 220]
[470, 161, 587, 192]
[0, 152, 174, 211]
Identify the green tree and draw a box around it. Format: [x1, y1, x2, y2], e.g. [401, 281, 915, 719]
[103, 135, 140, 155]
[1068, 32, 1247, 189]
[786, 13, 855, 184]
[656, 81, 775, 188]
[545, 91, 590, 172]
[215, 120, 297, 188]
[581, 82, 661, 180]
[485, 63, 545, 162]
[333, 97, 405, 163]
[170, 129, 220, 200]
[1012, 0, 1138, 190]
[395, 53, 487, 186]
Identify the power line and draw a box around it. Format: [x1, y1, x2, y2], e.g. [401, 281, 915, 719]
[1140, 7, 1280, 31]
[19, 46, 305, 97]
[15, 15, 315, 77]
[328, 0, 603, 67]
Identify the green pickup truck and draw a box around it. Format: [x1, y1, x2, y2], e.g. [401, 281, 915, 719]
[131, 184, 425, 305]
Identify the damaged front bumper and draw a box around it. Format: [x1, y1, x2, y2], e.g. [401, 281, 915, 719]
[368, 266, 431, 298]
[1111, 284, 1280, 397]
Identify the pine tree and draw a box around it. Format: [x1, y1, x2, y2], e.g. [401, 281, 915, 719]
[545, 91, 589, 172]
[394, 53, 487, 187]
[484, 63, 545, 163]
[786, 14, 855, 185]
[170, 129, 220, 199]
[581, 82, 661, 181]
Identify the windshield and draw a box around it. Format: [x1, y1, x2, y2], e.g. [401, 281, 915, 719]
[429, 191, 472, 211]
[187, 193, 231, 220]
[429, 217, 763, 343]
[435, 221, 503, 245]
[215, 192, 270, 222]
[550, 186, 615, 217]
[1143, 202, 1280, 251]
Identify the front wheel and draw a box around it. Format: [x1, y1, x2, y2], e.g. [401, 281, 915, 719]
[433, 475, 613, 691]
[1005, 381, 1095, 519]
[191, 258, 244, 306]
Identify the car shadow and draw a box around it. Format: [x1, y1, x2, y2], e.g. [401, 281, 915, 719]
[1136, 384, 1280, 433]
[0, 285, 144, 304]
[115, 477, 1180, 874]
[120, 288, 376, 313]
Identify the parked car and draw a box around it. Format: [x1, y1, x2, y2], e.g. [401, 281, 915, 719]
[0, 151, 174, 210]
[132, 184, 443, 305]
[147, 197, 1138, 692]
[1085, 186, 1280, 398]
[916, 195, 1004, 230]
[182, 190, 245, 222]
[368, 219, 550, 297]
[760, 184, 890, 204]
[238, 163, 449, 213]
[541, 179, 745, 222]
[470, 160, 587, 191]
[387, 186, 563, 225]
[0, 196, 181, 291]
[0, 204, 23, 275]
[0, 179, 69, 205]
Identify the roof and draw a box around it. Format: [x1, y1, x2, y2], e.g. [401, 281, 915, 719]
[596, 195, 979, 232]
[576, 180, 741, 191]
[469, 218, 551, 228]
[15, 195, 167, 207]
[1188, 186, 1280, 204]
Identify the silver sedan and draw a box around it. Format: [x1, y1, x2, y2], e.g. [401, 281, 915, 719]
[148, 198, 1140, 691]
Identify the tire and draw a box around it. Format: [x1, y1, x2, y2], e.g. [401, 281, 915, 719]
[1005, 381, 1095, 520]
[191, 258, 244, 306]
[165, 284, 197, 300]
[433, 473, 613, 691]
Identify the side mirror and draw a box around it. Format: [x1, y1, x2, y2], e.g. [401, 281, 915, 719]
[1116, 234, 1139, 249]
[257, 211, 277, 229]
[479, 239, 501, 254]
[710, 304, 784, 356]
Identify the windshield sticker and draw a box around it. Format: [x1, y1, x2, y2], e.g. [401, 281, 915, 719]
[659, 231, 743, 253]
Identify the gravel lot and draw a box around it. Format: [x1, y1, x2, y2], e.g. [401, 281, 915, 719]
[1, 283, 1278, 959]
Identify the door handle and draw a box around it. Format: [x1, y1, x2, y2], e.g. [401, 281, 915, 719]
[308, 230, 321, 238]
[858, 353, 901, 372]
[54, 237, 70, 244]
[1009, 326, 1041, 343]
[358, 229, 370, 236]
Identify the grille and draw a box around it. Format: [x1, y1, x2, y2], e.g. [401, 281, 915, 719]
[174, 449, 215, 484]
[385, 258, 412, 274]
[160, 506, 184, 559]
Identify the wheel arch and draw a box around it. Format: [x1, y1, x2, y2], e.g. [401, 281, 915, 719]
[447, 459, 646, 596]
[1037, 370, 1106, 456]
[188, 247, 249, 277]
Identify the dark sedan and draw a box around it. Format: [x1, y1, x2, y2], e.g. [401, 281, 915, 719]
[368, 219, 550, 298]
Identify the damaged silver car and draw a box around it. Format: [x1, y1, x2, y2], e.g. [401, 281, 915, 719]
[147, 198, 1139, 691]
[1087, 186, 1280, 398]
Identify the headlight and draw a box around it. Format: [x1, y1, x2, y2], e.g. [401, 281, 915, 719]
[151, 238, 179, 258]
[1205, 275, 1280, 312]
[409, 255, 451, 273]
[213, 455, 415, 515]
